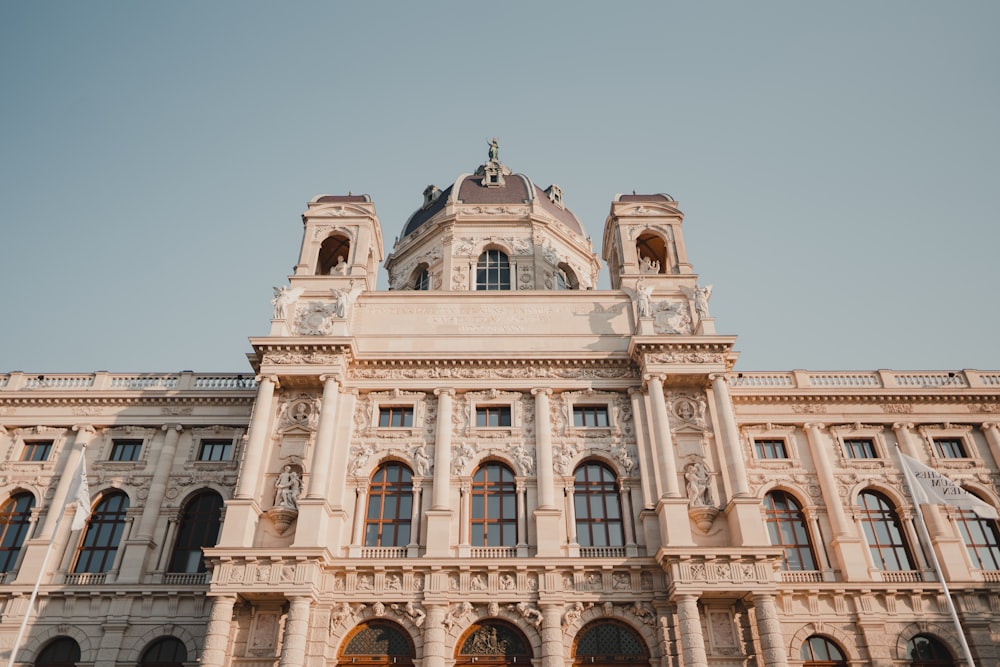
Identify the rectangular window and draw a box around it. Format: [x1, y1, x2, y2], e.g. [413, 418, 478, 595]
[844, 438, 878, 459]
[934, 438, 968, 458]
[476, 406, 512, 428]
[573, 405, 610, 428]
[378, 406, 414, 428]
[109, 439, 142, 462]
[754, 439, 788, 459]
[198, 440, 233, 462]
[21, 441, 52, 462]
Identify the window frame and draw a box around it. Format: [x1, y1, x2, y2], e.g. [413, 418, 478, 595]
[109, 438, 143, 462]
[763, 490, 818, 571]
[378, 406, 415, 428]
[469, 462, 518, 546]
[196, 439, 234, 462]
[573, 461, 625, 548]
[167, 490, 224, 574]
[572, 404, 611, 428]
[831, 425, 887, 467]
[753, 438, 789, 460]
[857, 490, 916, 572]
[932, 437, 967, 459]
[475, 249, 511, 291]
[920, 425, 976, 465]
[0, 493, 35, 573]
[843, 437, 879, 459]
[363, 463, 414, 548]
[21, 440, 53, 462]
[476, 405, 512, 428]
[73, 491, 129, 574]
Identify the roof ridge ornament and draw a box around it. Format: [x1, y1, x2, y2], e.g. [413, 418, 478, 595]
[476, 137, 511, 188]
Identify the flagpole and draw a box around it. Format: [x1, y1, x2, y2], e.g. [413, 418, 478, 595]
[895, 445, 978, 666]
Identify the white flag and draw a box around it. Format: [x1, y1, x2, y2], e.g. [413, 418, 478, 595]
[69, 457, 91, 531]
[900, 453, 999, 520]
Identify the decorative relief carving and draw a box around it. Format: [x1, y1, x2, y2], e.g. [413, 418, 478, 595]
[511, 444, 534, 476]
[650, 352, 723, 365]
[391, 602, 426, 627]
[508, 602, 542, 628]
[880, 403, 913, 414]
[349, 364, 636, 381]
[453, 442, 477, 475]
[262, 351, 343, 365]
[652, 300, 693, 335]
[669, 393, 709, 430]
[554, 444, 577, 475]
[277, 394, 320, 433]
[968, 403, 1000, 413]
[442, 602, 475, 631]
[791, 403, 826, 414]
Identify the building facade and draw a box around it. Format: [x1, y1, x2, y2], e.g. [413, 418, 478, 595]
[2, 147, 999, 666]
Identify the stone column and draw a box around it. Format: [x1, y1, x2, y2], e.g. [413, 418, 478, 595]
[432, 389, 454, 509]
[710, 374, 749, 496]
[892, 422, 921, 458]
[408, 483, 422, 552]
[39, 425, 95, 540]
[425, 389, 455, 557]
[803, 424, 849, 536]
[565, 484, 578, 546]
[516, 482, 528, 556]
[200, 595, 237, 667]
[422, 603, 448, 667]
[459, 484, 471, 547]
[981, 423, 1000, 468]
[629, 388, 656, 509]
[306, 375, 341, 499]
[136, 425, 182, 539]
[645, 374, 679, 497]
[752, 593, 789, 667]
[278, 596, 312, 667]
[237, 375, 277, 499]
[539, 603, 566, 667]
[351, 487, 368, 548]
[620, 483, 636, 552]
[675, 594, 707, 667]
[532, 388, 556, 508]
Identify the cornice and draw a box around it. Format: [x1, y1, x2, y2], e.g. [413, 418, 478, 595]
[0, 395, 255, 408]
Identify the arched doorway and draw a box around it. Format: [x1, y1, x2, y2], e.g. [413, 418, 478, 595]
[572, 620, 649, 667]
[455, 620, 532, 667]
[340, 620, 415, 667]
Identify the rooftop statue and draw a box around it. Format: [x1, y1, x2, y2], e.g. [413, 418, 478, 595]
[487, 137, 499, 162]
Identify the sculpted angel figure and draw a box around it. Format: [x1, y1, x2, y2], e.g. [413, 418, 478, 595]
[681, 284, 713, 319]
[271, 286, 304, 320]
[332, 280, 363, 318]
[624, 279, 655, 318]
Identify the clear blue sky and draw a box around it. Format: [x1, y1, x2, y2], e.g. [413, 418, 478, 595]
[2, 2, 997, 373]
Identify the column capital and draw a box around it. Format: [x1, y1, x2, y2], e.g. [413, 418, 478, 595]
[255, 374, 280, 388]
[708, 372, 728, 383]
[982, 422, 1000, 433]
[72, 424, 97, 437]
[319, 374, 341, 385]
[643, 373, 666, 386]
[803, 422, 826, 432]
[531, 387, 553, 397]
[434, 388, 456, 398]
[892, 421, 915, 431]
[160, 424, 184, 433]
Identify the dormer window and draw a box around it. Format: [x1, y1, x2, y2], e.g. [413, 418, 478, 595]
[422, 185, 441, 208]
[545, 184, 564, 208]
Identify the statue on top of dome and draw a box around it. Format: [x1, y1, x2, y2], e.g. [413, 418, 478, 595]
[487, 137, 499, 162]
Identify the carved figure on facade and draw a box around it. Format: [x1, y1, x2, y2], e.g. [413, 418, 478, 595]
[372, 601, 386, 617]
[391, 601, 426, 627]
[487, 137, 499, 162]
[330, 255, 348, 275]
[488, 601, 500, 617]
[470, 574, 487, 591]
[639, 255, 660, 274]
[277, 396, 321, 433]
[357, 574, 374, 591]
[331, 281, 363, 318]
[509, 602, 543, 629]
[273, 466, 302, 510]
[554, 444, 577, 475]
[652, 300, 693, 334]
[295, 302, 338, 335]
[511, 444, 534, 476]
[629, 602, 656, 626]
[271, 286, 304, 320]
[681, 284, 712, 319]
[330, 602, 363, 629]
[562, 602, 587, 627]
[670, 394, 708, 431]
[625, 280, 654, 319]
[612, 572, 631, 590]
[453, 442, 477, 475]
[411, 445, 431, 475]
[613, 444, 637, 475]
[684, 456, 712, 507]
[442, 602, 475, 631]
[386, 574, 402, 591]
[350, 444, 375, 475]
[499, 574, 516, 590]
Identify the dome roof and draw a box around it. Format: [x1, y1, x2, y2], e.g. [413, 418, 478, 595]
[401, 167, 585, 238]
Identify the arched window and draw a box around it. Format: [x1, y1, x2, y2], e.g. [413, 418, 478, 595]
[341, 620, 415, 667]
[573, 621, 649, 665]
[470, 463, 516, 546]
[636, 233, 667, 274]
[763, 491, 817, 571]
[73, 491, 129, 574]
[36, 637, 80, 667]
[139, 637, 187, 667]
[857, 490, 915, 571]
[365, 464, 413, 547]
[954, 492, 1000, 571]
[456, 620, 531, 667]
[168, 490, 224, 573]
[413, 268, 430, 290]
[556, 263, 579, 290]
[906, 634, 955, 666]
[318, 235, 351, 275]
[801, 635, 847, 667]
[0, 493, 34, 572]
[574, 462, 623, 548]
[476, 250, 510, 290]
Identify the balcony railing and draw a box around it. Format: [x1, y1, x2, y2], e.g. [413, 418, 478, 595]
[579, 546, 628, 558]
[163, 572, 211, 585]
[0, 371, 257, 392]
[729, 369, 996, 391]
[469, 546, 517, 559]
[779, 570, 823, 583]
[64, 572, 107, 585]
[359, 547, 409, 559]
[879, 570, 923, 583]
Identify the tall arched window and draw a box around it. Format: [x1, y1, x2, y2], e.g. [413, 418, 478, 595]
[139, 637, 187, 667]
[413, 268, 430, 290]
[857, 490, 915, 571]
[476, 250, 510, 290]
[318, 235, 351, 275]
[73, 491, 128, 574]
[763, 491, 817, 571]
[0, 493, 34, 572]
[954, 492, 1000, 571]
[168, 490, 224, 573]
[801, 635, 847, 667]
[906, 634, 955, 666]
[36, 637, 80, 667]
[365, 463, 413, 547]
[574, 462, 623, 547]
[470, 463, 516, 546]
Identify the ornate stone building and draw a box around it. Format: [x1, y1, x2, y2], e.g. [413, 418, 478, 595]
[2, 146, 999, 666]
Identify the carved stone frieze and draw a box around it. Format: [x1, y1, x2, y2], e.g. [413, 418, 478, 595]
[791, 403, 826, 414]
[262, 350, 344, 365]
[349, 363, 636, 381]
